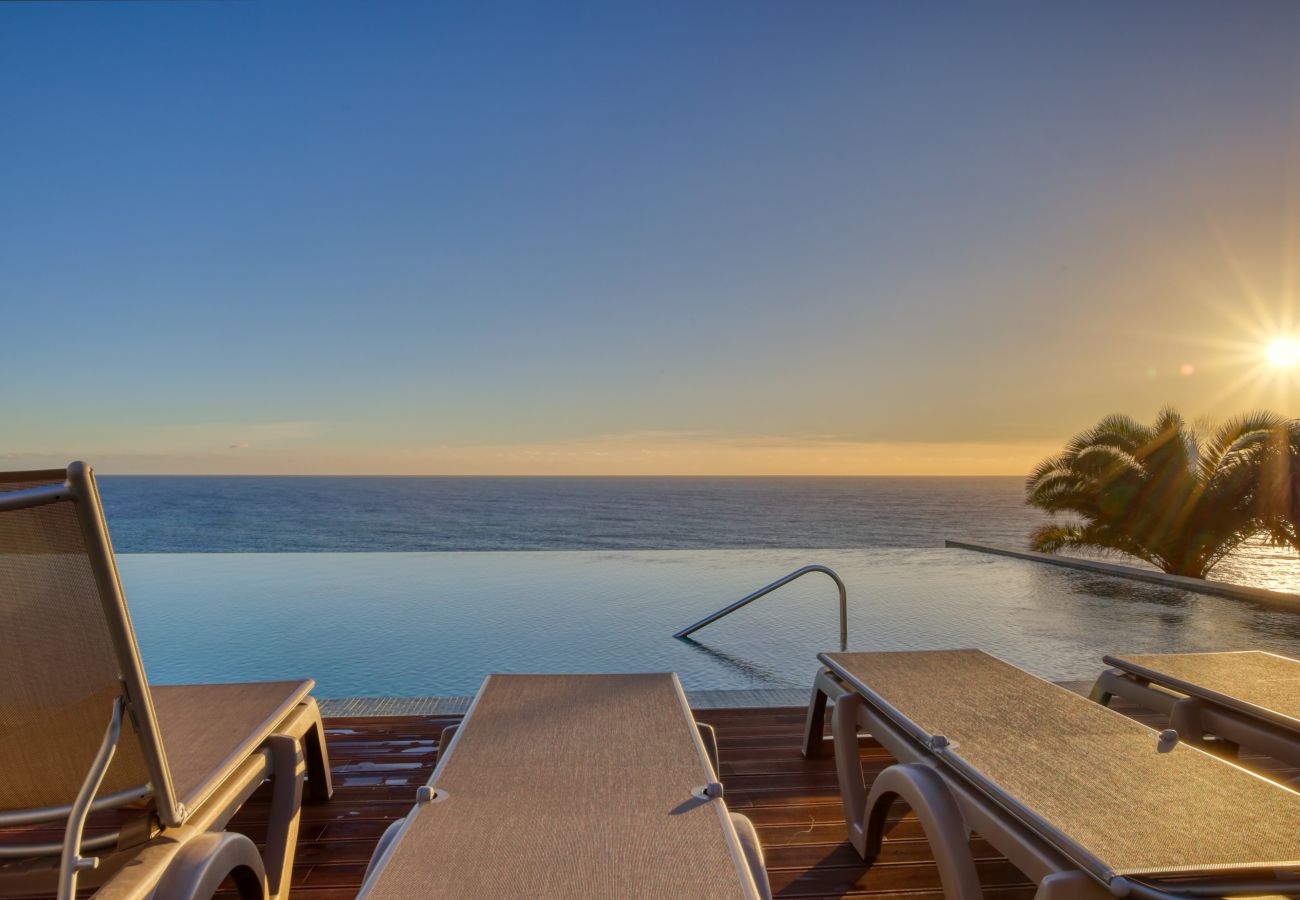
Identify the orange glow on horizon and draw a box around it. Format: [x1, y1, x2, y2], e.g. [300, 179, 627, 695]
[6, 436, 1062, 478]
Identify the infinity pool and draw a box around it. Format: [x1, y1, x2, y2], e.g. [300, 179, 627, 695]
[117, 548, 1300, 697]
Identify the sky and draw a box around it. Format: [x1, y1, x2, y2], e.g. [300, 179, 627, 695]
[4, 0, 1300, 475]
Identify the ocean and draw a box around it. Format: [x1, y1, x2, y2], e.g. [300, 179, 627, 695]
[97, 475, 1049, 552]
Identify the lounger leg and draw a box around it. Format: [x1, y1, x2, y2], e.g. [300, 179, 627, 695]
[1088, 671, 1178, 717]
[831, 692, 870, 853]
[697, 723, 721, 777]
[803, 676, 829, 757]
[864, 764, 981, 900]
[1086, 670, 1121, 706]
[299, 698, 334, 802]
[362, 818, 407, 885]
[262, 735, 305, 900]
[1033, 870, 1111, 899]
[1166, 698, 1239, 757]
[803, 668, 845, 758]
[435, 724, 460, 764]
[730, 812, 773, 900]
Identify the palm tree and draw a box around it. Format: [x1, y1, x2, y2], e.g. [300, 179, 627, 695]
[1025, 408, 1300, 578]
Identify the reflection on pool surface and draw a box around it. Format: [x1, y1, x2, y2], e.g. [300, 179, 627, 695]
[118, 548, 1300, 697]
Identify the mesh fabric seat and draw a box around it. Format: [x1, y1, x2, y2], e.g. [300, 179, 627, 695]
[152, 682, 318, 813]
[359, 673, 771, 899]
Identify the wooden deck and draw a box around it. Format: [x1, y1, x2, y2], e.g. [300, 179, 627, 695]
[11, 688, 1298, 898]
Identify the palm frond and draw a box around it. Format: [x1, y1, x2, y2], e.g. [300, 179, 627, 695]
[1199, 411, 1284, 480]
[1024, 408, 1300, 579]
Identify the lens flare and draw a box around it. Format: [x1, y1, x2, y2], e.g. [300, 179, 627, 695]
[1267, 338, 1300, 368]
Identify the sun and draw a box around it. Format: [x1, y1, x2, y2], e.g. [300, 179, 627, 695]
[1267, 338, 1300, 368]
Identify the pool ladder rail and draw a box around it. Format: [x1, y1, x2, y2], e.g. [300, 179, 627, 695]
[673, 564, 848, 651]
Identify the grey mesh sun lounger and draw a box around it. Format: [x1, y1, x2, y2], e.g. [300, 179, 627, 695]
[0, 463, 333, 900]
[803, 649, 1300, 899]
[1091, 650, 1300, 770]
[358, 673, 772, 899]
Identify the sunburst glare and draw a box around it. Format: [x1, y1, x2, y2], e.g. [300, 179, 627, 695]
[1267, 337, 1300, 368]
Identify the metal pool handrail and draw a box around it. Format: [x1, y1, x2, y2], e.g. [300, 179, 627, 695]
[673, 564, 847, 650]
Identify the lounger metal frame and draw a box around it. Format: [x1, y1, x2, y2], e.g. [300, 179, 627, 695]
[0, 463, 331, 900]
[804, 659, 1300, 900]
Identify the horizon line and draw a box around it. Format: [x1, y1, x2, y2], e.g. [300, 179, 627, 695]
[93, 471, 1032, 478]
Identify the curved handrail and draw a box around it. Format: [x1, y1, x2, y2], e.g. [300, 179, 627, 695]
[673, 564, 847, 650]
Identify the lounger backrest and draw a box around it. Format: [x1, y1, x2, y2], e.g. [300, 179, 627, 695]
[0, 463, 179, 824]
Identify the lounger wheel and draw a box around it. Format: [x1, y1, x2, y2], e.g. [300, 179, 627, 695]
[152, 831, 269, 900]
[864, 764, 982, 900]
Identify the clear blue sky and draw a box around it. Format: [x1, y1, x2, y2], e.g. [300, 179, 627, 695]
[5, 1, 1300, 474]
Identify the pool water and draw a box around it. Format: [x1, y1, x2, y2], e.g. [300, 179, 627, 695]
[117, 548, 1300, 697]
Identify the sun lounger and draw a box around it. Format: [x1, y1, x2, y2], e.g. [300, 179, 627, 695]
[358, 673, 771, 899]
[0, 463, 332, 900]
[803, 649, 1300, 899]
[1091, 650, 1300, 770]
